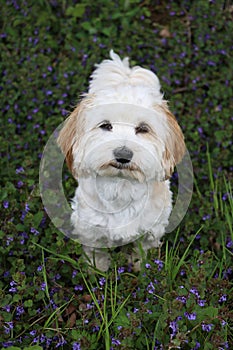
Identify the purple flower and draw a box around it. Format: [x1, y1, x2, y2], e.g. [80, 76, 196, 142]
[99, 277, 106, 286]
[169, 319, 178, 337]
[191, 342, 201, 350]
[184, 312, 196, 320]
[9, 280, 18, 293]
[147, 281, 155, 294]
[17, 180, 24, 188]
[72, 342, 81, 350]
[189, 287, 200, 298]
[2, 305, 11, 312]
[118, 267, 125, 274]
[3, 201, 9, 209]
[41, 282, 46, 291]
[202, 323, 213, 332]
[55, 336, 67, 347]
[74, 285, 83, 291]
[31, 227, 39, 235]
[219, 294, 227, 303]
[111, 338, 121, 346]
[16, 166, 24, 174]
[176, 296, 187, 304]
[154, 259, 163, 271]
[4, 321, 14, 334]
[30, 330, 37, 336]
[25, 203, 30, 212]
[198, 299, 206, 307]
[16, 305, 25, 317]
[145, 263, 151, 269]
[72, 270, 77, 278]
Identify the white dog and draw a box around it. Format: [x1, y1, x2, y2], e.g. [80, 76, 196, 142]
[58, 50, 185, 271]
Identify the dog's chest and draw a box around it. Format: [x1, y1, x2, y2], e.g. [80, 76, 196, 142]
[76, 176, 148, 223]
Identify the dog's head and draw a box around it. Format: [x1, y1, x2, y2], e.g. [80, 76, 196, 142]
[58, 51, 185, 182]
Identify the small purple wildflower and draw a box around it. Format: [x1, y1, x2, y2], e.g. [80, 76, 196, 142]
[16, 166, 24, 174]
[17, 180, 24, 188]
[4, 321, 14, 334]
[72, 270, 77, 278]
[99, 277, 106, 286]
[16, 305, 25, 317]
[55, 336, 67, 347]
[30, 330, 37, 336]
[226, 240, 233, 249]
[219, 294, 227, 303]
[118, 266, 125, 274]
[74, 285, 83, 291]
[41, 282, 46, 291]
[176, 296, 187, 304]
[72, 342, 81, 350]
[198, 299, 206, 307]
[184, 311, 196, 320]
[154, 259, 163, 271]
[9, 280, 18, 293]
[3, 201, 9, 208]
[147, 281, 155, 294]
[169, 319, 178, 338]
[189, 287, 200, 298]
[145, 263, 151, 269]
[25, 203, 30, 212]
[191, 342, 201, 350]
[201, 323, 213, 332]
[111, 338, 121, 346]
[31, 227, 39, 235]
[2, 305, 11, 312]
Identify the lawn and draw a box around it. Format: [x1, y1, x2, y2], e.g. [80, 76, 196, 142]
[0, 1, 232, 349]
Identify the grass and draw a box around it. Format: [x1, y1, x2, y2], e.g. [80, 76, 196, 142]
[1, 0, 233, 349]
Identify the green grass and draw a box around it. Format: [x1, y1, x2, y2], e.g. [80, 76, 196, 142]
[1, 0, 233, 349]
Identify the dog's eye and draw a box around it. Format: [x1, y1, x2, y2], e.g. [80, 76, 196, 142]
[99, 121, 113, 131]
[135, 123, 150, 134]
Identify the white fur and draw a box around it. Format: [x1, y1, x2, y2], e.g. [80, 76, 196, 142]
[58, 51, 185, 271]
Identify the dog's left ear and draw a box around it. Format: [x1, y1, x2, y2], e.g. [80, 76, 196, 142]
[57, 103, 83, 175]
[160, 102, 186, 179]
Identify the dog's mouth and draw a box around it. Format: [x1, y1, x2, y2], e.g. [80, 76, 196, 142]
[99, 161, 140, 172]
[99, 161, 145, 182]
[108, 161, 139, 171]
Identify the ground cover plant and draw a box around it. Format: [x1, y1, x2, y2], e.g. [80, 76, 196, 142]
[0, 0, 233, 349]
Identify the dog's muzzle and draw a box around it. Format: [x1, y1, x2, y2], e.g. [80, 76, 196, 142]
[113, 146, 133, 164]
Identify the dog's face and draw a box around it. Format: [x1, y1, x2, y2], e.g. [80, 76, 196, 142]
[58, 102, 185, 183]
[58, 51, 185, 182]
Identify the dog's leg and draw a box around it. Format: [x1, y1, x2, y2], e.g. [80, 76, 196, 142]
[82, 245, 111, 272]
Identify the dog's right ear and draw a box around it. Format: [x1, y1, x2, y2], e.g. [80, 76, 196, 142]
[57, 103, 81, 174]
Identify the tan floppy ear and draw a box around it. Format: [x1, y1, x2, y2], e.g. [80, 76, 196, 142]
[57, 103, 81, 174]
[160, 102, 186, 179]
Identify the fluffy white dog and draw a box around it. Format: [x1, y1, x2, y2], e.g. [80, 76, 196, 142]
[58, 50, 185, 271]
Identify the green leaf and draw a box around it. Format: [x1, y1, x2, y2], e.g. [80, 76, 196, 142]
[66, 4, 86, 18]
[24, 299, 33, 307]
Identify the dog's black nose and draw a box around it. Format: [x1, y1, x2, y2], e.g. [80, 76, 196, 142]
[113, 146, 133, 164]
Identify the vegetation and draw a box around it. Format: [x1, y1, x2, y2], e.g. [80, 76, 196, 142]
[0, 1, 232, 349]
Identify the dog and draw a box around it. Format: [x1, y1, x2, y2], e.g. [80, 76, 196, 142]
[58, 50, 185, 271]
